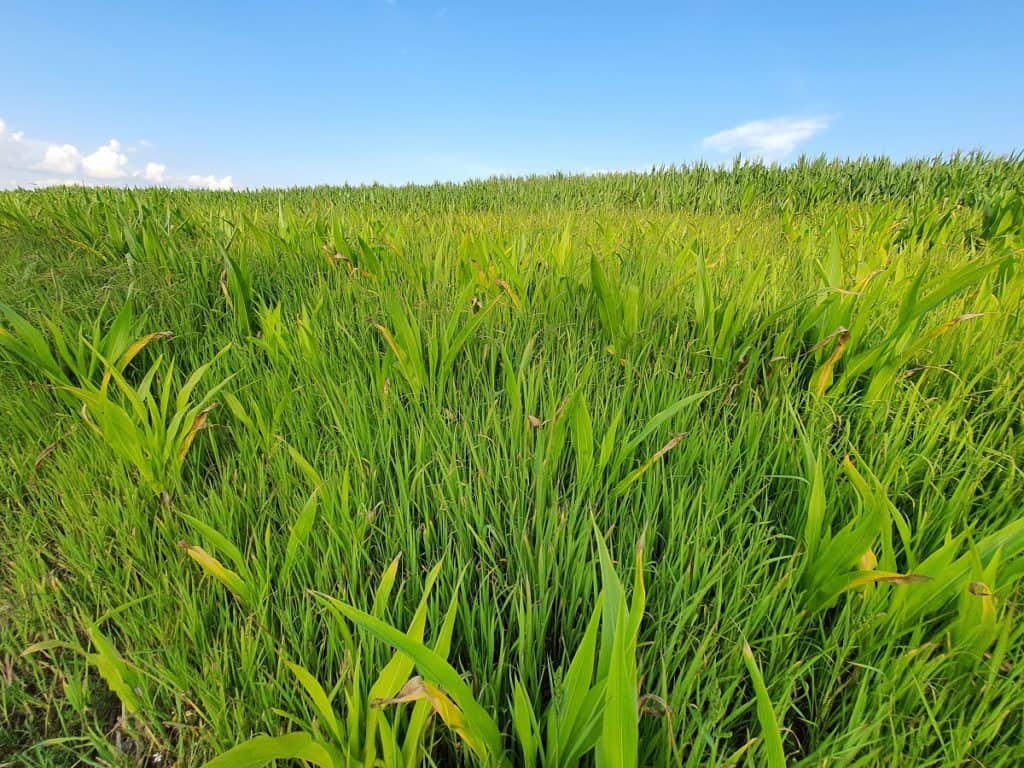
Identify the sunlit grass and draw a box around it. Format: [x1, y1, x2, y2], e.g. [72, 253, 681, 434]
[1, 154, 1022, 766]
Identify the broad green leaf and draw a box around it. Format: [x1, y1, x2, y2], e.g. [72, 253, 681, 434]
[283, 660, 344, 744]
[85, 625, 141, 714]
[314, 593, 507, 767]
[202, 732, 339, 768]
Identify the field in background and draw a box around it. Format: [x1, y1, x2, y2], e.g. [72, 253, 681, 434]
[1, 155, 1023, 766]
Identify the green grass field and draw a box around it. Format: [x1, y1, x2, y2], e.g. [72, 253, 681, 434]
[1, 155, 1023, 767]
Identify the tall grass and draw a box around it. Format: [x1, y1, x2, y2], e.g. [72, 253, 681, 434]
[1, 155, 1022, 766]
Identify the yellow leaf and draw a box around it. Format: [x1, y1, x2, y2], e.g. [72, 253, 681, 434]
[857, 549, 878, 571]
[496, 278, 522, 309]
[371, 676, 485, 760]
[178, 403, 217, 464]
[374, 324, 402, 359]
[181, 541, 252, 606]
[846, 570, 931, 590]
[372, 676, 430, 708]
[115, 331, 174, 373]
[811, 329, 850, 397]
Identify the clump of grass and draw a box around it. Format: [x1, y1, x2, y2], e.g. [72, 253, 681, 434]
[0, 299, 171, 395]
[66, 346, 233, 498]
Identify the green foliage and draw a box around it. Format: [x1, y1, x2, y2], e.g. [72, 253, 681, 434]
[1, 158, 1023, 767]
[0, 300, 171, 396]
[65, 346, 233, 496]
[741, 641, 787, 768]
[510, 529, 648, 768]
[199, 528, 648, 768]
[590, 255, 640, 357]
[373, 285, 499, 398]
[222, 251, 256, 337]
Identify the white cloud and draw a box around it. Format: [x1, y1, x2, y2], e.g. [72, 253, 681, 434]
[39, 140, 130, 179]
[1, 115, 234, 189]
[188, 174, 233, 191]
[702, 116, 830, 161]
[81, 139, 128, 179]
[144, 161, 167, 183]
[40, 143, 82, 174]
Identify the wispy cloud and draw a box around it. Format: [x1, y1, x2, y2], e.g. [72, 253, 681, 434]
[702, 116, 831, 161]
[0, 116, 234, 190]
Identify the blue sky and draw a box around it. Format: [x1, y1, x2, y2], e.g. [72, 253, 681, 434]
[1, 1, 1021, 189]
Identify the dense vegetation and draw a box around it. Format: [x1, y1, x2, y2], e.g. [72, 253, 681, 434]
[1, 154, 1023, 767]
